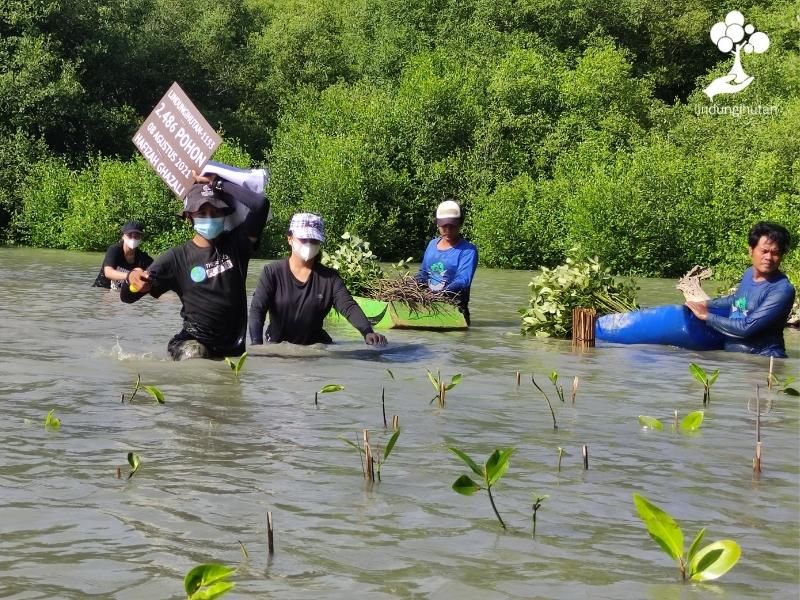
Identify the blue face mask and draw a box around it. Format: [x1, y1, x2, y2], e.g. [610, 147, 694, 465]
[193, 217, 225, 240]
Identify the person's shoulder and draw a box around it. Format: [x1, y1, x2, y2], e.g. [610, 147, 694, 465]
[261, 258, 288, 275]
[314, 262, 340, 279]
[457, 239, 478, 252]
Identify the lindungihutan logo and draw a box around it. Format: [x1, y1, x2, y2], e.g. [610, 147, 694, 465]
[704, 11, 770, 100]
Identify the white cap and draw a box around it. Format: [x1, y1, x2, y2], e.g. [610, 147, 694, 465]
[436, 200, 462, 225]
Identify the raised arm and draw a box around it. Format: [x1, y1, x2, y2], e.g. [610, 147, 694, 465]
[223, 178, 270, 242]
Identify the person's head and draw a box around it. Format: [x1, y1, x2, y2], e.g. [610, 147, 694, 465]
[748, 221, 791, 278]
[182, 183, 233, 240]
[436, 199, 463, 242]
[287, 212, 325, 262]
[121, 221, 144, 250]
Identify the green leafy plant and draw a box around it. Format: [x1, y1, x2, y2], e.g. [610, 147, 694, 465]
[633, 493, 741, 582]
[143, 385, 165, 404]
[548, 370, 565, 402]
[427, 370, 462, 407]
[531, 494, 548, 537]
[321, 232, 384, 296]
[224, 352, 247, 378]
[638, 411, 704, 433]
[184, 563, 236, 600]
[689, 363, 719, 405]
[769, 374, 799, 396]
[520, 250, 638, 338]
[450, 447, 515, 530]
[43, 409, 61, 430]
[341, 429, 400, 481]
[127, 452, 141, 479]
[320, 384, 345, 393]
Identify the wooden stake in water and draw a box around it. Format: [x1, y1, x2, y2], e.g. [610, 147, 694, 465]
[391, 415, 400, 430]
[582, 445, 589, 470]
[314, 391, 318, 407]
[673, 409, 678, 431]
[571, 376, 579, 404]
[753, 386, 762, 473]
[382, 388, 387, 429]
[267, 511, 274, 554]
[516, 371, 521, 386]
[116, 466, 121, 479]
[572, 308, 597, 348]
[767, 356, 774, 389]
[363, 429, 375, 481]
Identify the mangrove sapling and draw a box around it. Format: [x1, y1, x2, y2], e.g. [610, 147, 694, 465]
[531, 494, 549, 537]
[426, 370, 462, 407]
[127, 452, 141, 479]
[549, 370, 565, 402]
[123, 374, 142, 403]
[43, 409, 61, 430]
[143, 385, 165, 404]
[632, 493, 741, 582]
[341, 429, 401, 482]
[638, 411, 705, 434]
[449, 447, 515, 530]
[223, 352, 247, 378]
[237, 540, 248, 560]
[317, 383, 344, 406]
[768, 374, 799, 396]
[184, 563, 236, 600]
[531, 375, 557, 430]
[689, 363, 719, 406]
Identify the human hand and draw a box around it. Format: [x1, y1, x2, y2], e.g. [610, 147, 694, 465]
[127, 268, 152, 294]
[191, 170, 218, 186]
[685, 300, 709, 321]
[365, 332, 387, 346]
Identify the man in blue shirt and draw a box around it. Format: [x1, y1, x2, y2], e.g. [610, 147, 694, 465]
[417, 200, 479, 325]
[686, 221, 795, 358]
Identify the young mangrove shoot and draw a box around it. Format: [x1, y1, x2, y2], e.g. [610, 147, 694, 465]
[633, 493, 741, 582]
[127, 452, 141, 479]
[317, 383, 344, 406]
[341, 429, 401, 482]
[184, 563, 236, 600]
[689, 363, 719, 406]
[223, 352, 247, 378]
[768, 374, 799, 396]
[531, 494, 549, 537]
[531, 375, 557, 430]
[638, 411, 704, 434]
[43, 409, 61, 430]
[449, 447, 515, 530]
[549, 370, 565, 402]
[427, 370, 462, 407]
[124, 374, 142, 403]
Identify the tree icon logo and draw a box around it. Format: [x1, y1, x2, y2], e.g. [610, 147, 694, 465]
[704, 10, 770, 100]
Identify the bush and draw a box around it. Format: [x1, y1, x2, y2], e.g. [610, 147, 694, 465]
[321, 232, 384, 296]
[11, 157, 75, 248]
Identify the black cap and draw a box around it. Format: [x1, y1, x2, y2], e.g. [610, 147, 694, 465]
[121, 221, 144, 235]
[181, 182, 233, 216]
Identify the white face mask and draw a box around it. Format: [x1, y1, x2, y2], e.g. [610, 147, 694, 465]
[124, 236, 141, 250]
[292, 240, 320, 262]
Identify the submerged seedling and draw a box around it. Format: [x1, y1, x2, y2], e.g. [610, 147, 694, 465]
[633, 493, 741, 582]
[184, 563, 236, 600]
[689, 363, 719, 405]
[531, 494, 549, 537]
[638, 411, 704, 434]
[316, 384, 344, 406]
[224, 352, 247, 378]
[449, 447, 515, 530]
[127, 452, 141, 479]
[43, 409, 61, 430]
[768, 374, 799, 396]
[427, 370, 462, 407]
[548, 370, 565, 403]
[341, 429, 400, 482]
[531, 375, 557, 430]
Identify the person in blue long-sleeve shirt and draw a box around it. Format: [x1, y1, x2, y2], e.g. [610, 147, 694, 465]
[686, 221, 795, 358]
[417, 200, 479, 325]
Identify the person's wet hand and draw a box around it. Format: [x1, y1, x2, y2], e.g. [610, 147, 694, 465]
[128, 268, 152, 294]
[365, 332, 387, 346]
[686, 300, 709, 321]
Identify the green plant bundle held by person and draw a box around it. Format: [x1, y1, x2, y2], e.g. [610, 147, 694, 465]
[416, 200, 478, 325]
[92, 221, 153, 289]
[248, 213, 387, 346]
[121, 173, 270, 360]
[686, 222, 796, 358]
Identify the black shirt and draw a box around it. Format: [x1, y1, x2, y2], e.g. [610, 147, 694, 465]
[93, 242, 153, 288]
[249, 259, 374, 345]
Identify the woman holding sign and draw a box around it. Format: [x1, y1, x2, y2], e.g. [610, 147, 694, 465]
[121, 172, 270, 360]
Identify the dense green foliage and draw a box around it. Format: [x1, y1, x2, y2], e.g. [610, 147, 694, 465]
[1, 0, 798, 285]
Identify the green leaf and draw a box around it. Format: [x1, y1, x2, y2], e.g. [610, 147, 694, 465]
[782, 386, 799, 396]
[127, 452, 140, 470]
[452, 475, 481, 496]
[449, 373, 462, 387]
[485, 448, 514, 487]
[319, 384, 344, 393]
[449, 447, 483, 478]
[386, 369, 395, 380]
[638, 415, 664, 430]
[689, 363, 707, 385]
[340, 438, 365, 454]
[687, 527, 706, 563]
[680, 410, 704, 432]
[383, 429, 400, 460]
[689, 540, 741, 581]
[632, 494, 684, 561]
[549, 371, 558, 385]
[708, 370, 719, 386]
[143, 385, 165, 404]
[43, 409, 61, 430]
[190, 581, 235, 600]
[426, 370, 440, 392]
[233, 352, 247, 374]
[184, 564, 236, 598]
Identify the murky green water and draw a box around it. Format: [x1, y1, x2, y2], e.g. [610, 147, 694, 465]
[0, 247, 798, 599]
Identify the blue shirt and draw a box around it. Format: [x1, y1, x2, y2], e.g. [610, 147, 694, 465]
[417, 238, 478, 309]
[706, 267, 796, 358]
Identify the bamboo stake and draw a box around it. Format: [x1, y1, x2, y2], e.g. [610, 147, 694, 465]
[572, 308, 596, 348]
[557, 447, 564, 472]
[571, 376, 579, 404]
[582, 445, 589, 470]
[267, 511, 274, 554]
[363, 429, 375, 481]
[767, 356, 774, 389]
[439, 381, 445, 407]
[382, 387, 387, 428]
[753, 386, 762, 473]
[673, 409, 678, 431]
[314, 391, 318, 407]
[391, 415, 400, 430]
[116, 467, 121, 479]
[516, 371, 521, 386]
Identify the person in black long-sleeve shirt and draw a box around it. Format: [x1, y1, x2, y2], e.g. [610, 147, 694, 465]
[249, 213, 387, 346]
[121, 172, 270, 360]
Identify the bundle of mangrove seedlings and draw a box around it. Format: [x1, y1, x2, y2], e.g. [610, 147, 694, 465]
[366, 275, 460, 314]
[520, 250, 638, 338]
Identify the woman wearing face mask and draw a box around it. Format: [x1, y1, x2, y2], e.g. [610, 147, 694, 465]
[249, 213, 388, 346]
[93, 221, 154, 289]
[121, 173, 270, 360]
